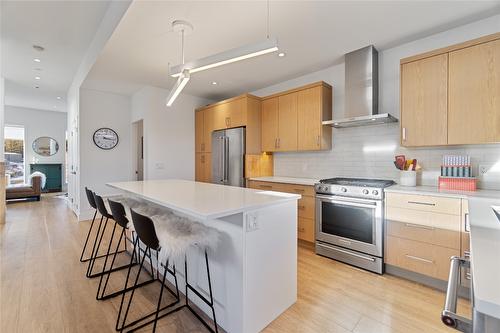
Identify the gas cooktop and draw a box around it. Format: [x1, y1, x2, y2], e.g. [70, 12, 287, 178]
[315, 177, 395, 200]
[319, 177, 395, 188]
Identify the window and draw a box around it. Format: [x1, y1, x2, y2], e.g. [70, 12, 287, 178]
[4, 126, 25, 185]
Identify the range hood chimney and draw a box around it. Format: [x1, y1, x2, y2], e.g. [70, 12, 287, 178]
[323, 45, 397, 128]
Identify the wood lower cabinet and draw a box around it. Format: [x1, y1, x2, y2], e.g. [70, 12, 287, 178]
[247, 180, 316, 242]
[385, 192, 468, 282]
[195, 153, 211, 183]
[400, 54, 448, 147]
[261, 82, 333, 152]
[448, 38, 500, 144]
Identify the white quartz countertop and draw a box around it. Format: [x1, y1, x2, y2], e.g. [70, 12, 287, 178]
[468, 196, 500, 319]
[384, 185, 500, 199]
[249, 176, 319, 186]
[107, 179, 300, 220]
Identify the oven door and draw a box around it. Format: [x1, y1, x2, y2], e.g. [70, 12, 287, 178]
[316, 194, 383, 257]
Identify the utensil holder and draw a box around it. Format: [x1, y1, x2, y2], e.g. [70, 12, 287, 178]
[400, 170, 417, 187]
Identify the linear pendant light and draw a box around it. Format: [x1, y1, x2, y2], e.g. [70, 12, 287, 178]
[166, 69, 190, 106]
[169, 37, 278, 77]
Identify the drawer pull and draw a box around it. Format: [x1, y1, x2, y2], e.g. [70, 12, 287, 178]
[407, 201, 436, 206]
[405, 223, 435, 231]
[405, 254, 434, 264]
[293, 188, 305, 193]
[259, 185, 272, 189]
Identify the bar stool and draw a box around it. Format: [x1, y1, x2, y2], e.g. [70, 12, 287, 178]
[96, 199, 156, 300]
[79, 187, 99, 262]
[116, 209, 180, 332]
[124, 209, 221, 333]
[86, 193, 131, 279]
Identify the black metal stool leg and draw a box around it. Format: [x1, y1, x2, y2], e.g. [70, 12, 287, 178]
[85, 215, 104, 277]
[87, 217, 109, 277]
[96, 221, 118, 299]
[116, 237, 140, 331]
[79, 210, 97, 262]
[152, 259, 169, 333]
[120, 245, 149, 332]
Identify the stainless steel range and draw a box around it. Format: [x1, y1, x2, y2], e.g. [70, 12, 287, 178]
[314, 177, 395, 274]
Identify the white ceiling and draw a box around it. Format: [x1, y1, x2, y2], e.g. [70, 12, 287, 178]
[83, 0, 500, 101]
[1, 0, 111, 112]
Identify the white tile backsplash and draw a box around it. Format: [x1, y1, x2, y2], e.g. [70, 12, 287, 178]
[273, 123, 500, 190]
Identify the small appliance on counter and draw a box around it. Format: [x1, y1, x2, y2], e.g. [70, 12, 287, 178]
[439, 155, 477, 191]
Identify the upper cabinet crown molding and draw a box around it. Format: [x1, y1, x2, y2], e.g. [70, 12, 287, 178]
[400, 33, 500, 147]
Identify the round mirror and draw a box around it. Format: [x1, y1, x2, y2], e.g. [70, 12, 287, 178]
[32, 137, 59, 156]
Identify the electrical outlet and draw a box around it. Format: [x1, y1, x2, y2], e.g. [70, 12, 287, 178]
[246, 213, 259, 232]
[155, 162, 165, 170]
[479, 165, 490, 175]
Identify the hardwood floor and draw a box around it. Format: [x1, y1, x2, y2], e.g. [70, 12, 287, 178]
[1, 196, 469, 332]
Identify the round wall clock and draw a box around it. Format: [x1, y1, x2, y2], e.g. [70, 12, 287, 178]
[93, 127, 119, 150]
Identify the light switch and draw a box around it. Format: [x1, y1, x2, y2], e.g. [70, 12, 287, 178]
[155, 162, 165, 170]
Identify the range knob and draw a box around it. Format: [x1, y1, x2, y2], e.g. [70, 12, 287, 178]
[341, 187, 347, 193]
[362, 189, 369, 195]
[372, 190, 379, 195]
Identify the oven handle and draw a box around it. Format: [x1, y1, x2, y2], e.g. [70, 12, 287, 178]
[316, 195, 378, 209]
[317, 242, 376, 262]
[441, 256, 472, 332]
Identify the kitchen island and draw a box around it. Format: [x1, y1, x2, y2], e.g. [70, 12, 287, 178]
[107, 179, 300, 333]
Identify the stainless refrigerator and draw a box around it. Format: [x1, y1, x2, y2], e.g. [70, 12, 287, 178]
[211, 127, 245, 187]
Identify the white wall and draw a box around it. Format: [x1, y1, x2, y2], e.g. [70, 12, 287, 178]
[252, 15, 500, 190]
[131, 86, 212, 181]
[0, 77, 4, 163]
[79, 88, 133, 219]
[4, 106, 67, 185]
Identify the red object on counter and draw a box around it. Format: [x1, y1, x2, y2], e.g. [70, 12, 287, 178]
[438, 177, 477, 191]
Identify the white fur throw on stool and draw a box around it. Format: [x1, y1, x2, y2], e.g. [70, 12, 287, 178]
[119, 196, 221, 262]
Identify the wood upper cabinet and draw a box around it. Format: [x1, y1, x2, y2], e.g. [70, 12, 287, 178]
[195, 110, 204, 152]
[400, 33, 500, 146]
[400, 54, 448, 147]
[277, 93, 298, 151]
[195, 108, 213, 153]
[261, 97, 279, 151]
[448, 38, 500, 144]
[213, 98, 244, 130]
[261, 82, 333, 152]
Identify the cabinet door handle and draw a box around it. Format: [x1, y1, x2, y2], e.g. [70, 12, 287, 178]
[277, 138, 280, 148]
[225, 117, 230, 127]
[298, 205, 306, 210]
[402, 127, 407, 141]
[274, 138, 277, 149]
[405, 223, 435, 231]
[407, 201, 436, 206]
[405, 254, 434, 264]
[317, 135, 320, 146]
[298, 227, 305, 232]
[464, 213, 470, 232]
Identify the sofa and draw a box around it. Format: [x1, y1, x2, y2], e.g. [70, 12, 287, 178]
[6, 176, 42, 201]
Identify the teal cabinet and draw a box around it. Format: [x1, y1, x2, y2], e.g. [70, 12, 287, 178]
[30, 163, 62, 192]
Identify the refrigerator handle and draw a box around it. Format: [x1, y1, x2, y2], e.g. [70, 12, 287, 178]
[224, 136, 229, 182]
[220, 136, 225, 182]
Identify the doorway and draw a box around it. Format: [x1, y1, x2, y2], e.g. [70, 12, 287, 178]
[132, 120, 144, 181]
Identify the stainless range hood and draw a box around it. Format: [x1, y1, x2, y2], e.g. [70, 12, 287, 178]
[323, 45, 398, 128]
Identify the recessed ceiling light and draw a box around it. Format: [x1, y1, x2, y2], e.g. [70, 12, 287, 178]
[211, 81, 217, 85]
[33, 45, 45, 52]
[278, 52, 286, 57]
[34, 68, 42, 71]
[34, 85, 40, 89]
[34, 58, 41, 63]
[56, 96, 61, 100]
[35, 76, 41, 80]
